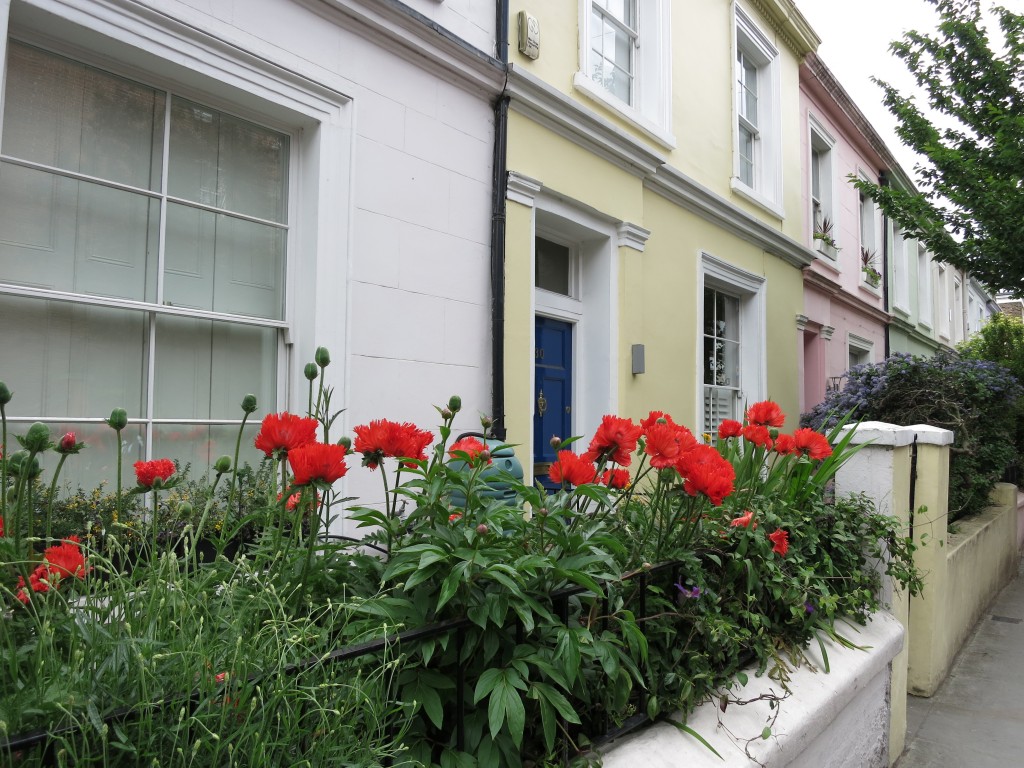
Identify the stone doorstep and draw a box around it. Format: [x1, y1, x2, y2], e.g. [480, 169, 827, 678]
[599, 611, 905, 768]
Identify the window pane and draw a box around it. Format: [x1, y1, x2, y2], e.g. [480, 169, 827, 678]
[738, 127, 754, 186]
[164, 204, 285, 319]
[153, 422, 260, 479]
[0, 295, 147, 418]
[2, 42, 164, 191]
[29, 420, 147, 493]
[0, 163, 159, 301]
[153, 316, 276, 420]
[168, 97, 289, 223]
[715, 293, 740, 341]
[536, 237, 571, 295]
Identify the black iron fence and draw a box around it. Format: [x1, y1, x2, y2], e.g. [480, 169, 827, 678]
[2, 560, 686, 766]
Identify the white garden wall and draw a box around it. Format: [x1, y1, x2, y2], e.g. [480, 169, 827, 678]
[599, 612, 904, 767]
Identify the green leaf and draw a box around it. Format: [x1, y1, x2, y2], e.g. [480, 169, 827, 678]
[474, 667, 504, 704]
[762, 726, 772, 740]
[669, 721, 723, 759]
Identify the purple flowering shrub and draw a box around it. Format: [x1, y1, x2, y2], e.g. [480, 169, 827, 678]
[803, 352, 1022, 523]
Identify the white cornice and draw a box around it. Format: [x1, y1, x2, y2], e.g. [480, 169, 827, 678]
[617, 222, 651, 252]
[648, 165, 816, 269]
[744, 0, 820, 57]
[300, 0, 506, 97]
[506, 171, 542, 206]
[506, 65, 667, 178]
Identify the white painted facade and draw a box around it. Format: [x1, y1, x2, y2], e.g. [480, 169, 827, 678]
[0, 0, 502, 519]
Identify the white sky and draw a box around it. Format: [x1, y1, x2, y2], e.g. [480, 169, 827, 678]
[796, 0, 1024, 184]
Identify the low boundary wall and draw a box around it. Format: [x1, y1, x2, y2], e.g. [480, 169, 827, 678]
[599, 612, 904, 767]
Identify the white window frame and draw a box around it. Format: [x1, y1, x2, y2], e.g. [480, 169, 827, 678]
[858, 177, 881, 290]
[808, 116, 836, 259]
[731, 4, 782, 216]
[575, 0, 674, 147]
[937, 264, 951, 340]
[892, 223, 910, 314]
[699, 252, 766, 434]
[0, 1, 351, 469]
[918, 247, 934, 329]
[847, 333, 874, 370]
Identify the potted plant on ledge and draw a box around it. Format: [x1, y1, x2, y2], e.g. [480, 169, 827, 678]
[861, 247, 882, 288]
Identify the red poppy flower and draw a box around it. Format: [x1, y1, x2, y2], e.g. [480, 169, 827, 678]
[718, 419, 743, 439]
[449, 436, 491, 464]
[601, 468, 631, 489]
[449, 513, 462, 523]
[582, 415, 642, 466]
[730, 510, 756, 528]
[773, 434, 796, 455]
[792, 428, 833, 460]
[675, 445, 735, 506]
[640, 410, 679, 431]
[279, 491, 321, 511]
[769, 529, 790, 556]
[44, 536, 88, 580]
[742, 425, 773, 449]
[254, 413, 319, 459]
[353, 419, 434, 469]
[15, 565, 51, 604]
[643, 421, 698, 469]
[548, 450, 597, 486]
[746, 401, 785, 428]
[288, 442, 349, 486]
[133, 458, 176, 489]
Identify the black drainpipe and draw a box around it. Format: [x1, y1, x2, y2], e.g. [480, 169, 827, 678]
[880, 171, 891, 359]
[490, 0, 510, 440]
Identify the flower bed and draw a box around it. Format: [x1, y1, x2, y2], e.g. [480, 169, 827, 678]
[0, 349, 920, 766]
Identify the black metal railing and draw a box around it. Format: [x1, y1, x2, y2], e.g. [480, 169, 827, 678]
[3, 561, 686, 765]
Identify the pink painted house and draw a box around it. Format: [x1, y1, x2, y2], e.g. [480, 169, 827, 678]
[797, 53, 896, 413]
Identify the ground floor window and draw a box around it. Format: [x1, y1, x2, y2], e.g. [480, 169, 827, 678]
[0, 40, 291, 485]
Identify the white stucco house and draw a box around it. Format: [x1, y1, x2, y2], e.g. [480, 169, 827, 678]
[0, 0, 505, 514]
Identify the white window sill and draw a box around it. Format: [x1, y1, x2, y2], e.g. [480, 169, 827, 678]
[730, 177, 784, 221]
[572, 72, 676, 151]
[893, 302, 911, 318]
[859, 280, 882, 296]
[814, 254, 841, 275]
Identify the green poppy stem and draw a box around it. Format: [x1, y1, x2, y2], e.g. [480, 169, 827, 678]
[45, 454, 69, 542]
[226, 411, 251, 517]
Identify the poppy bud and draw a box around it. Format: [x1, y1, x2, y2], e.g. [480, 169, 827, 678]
[107, 408, 128, 431]
[480, 415, 493, 430]
[549, 435, 561, 449]
[448, 395, 462, 413]
[303, 363, 319, 381]
[315, 346, 331, 367]
[769, 428, 780, 440]
[56, 432, 79, 455]
[337, 436, 352, 450]
[0, 381, 11, 405]
[480, 449, 491, 463]
[177, 502, 193, 517]
[214, 455, 232, 473]
[440, 408, 453, 420]
[476, 523, 488, 535]
[22, 422, 50, 453]
[240, 395, 257, 414]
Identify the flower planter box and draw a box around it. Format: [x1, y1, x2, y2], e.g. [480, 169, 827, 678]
[598, 611, 904, 767]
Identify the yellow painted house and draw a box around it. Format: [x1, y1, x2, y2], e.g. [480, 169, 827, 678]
[499, 1, 821, 480]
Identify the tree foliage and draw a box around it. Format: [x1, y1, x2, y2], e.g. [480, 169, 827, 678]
[854, 0, 1024, 295]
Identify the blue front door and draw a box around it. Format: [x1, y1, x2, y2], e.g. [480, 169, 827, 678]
[534, 317, 573, 489]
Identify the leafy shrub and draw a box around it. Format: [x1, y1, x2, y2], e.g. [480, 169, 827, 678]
[803, 351, 1022, 523]
[958, 312, 1024, 477]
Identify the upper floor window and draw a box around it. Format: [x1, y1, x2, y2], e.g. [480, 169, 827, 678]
[859, 188, 880, 287]
[589, 0, 638, 104]
[918, 248, 934, 327]
[733, 7, 781, 212]
[576, 0, 673, 144]
[892, 225, 910, 312]
[809, 119, 836, 257]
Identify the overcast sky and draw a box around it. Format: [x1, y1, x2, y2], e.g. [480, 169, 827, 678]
[796, 0, 1024, 183]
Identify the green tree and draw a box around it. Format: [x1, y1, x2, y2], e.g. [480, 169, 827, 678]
[854, 0, 1024, 295]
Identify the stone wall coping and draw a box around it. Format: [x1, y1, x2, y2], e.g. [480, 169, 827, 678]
[839, 422, 954, 447]
[599, 611, 905, 767]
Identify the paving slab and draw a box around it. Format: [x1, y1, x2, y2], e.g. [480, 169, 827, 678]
[898, 556, 1024, 768]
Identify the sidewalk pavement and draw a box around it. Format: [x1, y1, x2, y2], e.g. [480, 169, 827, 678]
[897, 554, 1024, 767]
